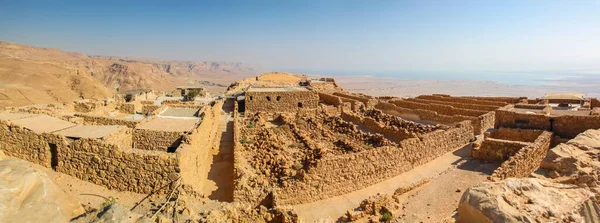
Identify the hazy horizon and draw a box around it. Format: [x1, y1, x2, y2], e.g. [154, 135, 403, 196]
[1, 0, 600, 78]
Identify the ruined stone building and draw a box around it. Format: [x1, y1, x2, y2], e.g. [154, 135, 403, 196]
[244, 86, 319, 113]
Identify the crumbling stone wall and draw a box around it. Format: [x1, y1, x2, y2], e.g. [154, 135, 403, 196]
[76, 114, 140, 128]
[495, 109, 552, 131]
[472, 139, 530, 161]
[118, 103, 135, 114]
[74, 101, 103, 113]
[486, 128, 545, 142]
[275, 121, 474, 205]
[59, 138, 180, 193]
[416, 95, 508, 107]
[318, 93, 343, 106]
[133, 129, 183, 151]
[245, 90, 319, 113]
[553, 116, 600, 139]
[333, 92, 378, 108]
[490, 131, 553, 180]
[375, 102, 485, 134]
[390, 99, 488, 117]
[406, 98, 500, 111]
[142, 104, 161, 115]
[495, 108, 600, 138]
[461, 96, 524, 104]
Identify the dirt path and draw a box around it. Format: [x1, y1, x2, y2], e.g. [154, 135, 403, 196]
[202, 99, 235, 201]
[292, 144, 497, 222]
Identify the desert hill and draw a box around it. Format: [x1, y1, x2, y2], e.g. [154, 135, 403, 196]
[0, 41, 258, 107]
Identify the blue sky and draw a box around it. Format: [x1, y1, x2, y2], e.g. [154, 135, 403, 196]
[1, 0, 599, 75]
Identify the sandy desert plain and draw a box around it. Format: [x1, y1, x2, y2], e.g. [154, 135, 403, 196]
[1, 42, 600, 223]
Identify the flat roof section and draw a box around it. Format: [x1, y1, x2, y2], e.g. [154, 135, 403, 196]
[55, 125, 122, 139]
[10, 115, 77, 133]
[247, 86, 309, 92]
[0, 113, 37, 121]
[159, 108, 200, 118]
[136, 118, 200, 132]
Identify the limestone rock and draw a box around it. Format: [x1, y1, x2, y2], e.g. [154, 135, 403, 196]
[0, 158, 85, 222]
[457, 178, 593, 223]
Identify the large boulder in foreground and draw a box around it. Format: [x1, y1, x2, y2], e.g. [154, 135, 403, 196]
[457, 178, 593, 223]
[0, 157, 85, 222]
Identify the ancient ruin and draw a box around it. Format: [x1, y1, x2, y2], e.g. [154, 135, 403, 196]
[2, 72, 600, 222]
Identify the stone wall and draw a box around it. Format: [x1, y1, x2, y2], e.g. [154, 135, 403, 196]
[0, 120, 67, 168]
[405, 98, 500, 111]
[118, 103, 135, 114]
[176, 100, 223, 193]
[390, 99, 488, 117]
[416, 95, 508, 107]
[275, 121, 474, 205]
[461, 96, 524, 104]
[0, 119, 180, 194]
[133, 129, 183, 151]
[553, 115, 600, 138]
[375, 102, 486, 135]
[74, 101, 103, 113]
[592, 98, 600, 109]
[486, 128, 545, 142]
[333, 92, 378, 108]
[341, 111, 418, 142]
[245, 90, 319, 113]
[472, 138, 529, 161]
[59, 138, 180, 193]
[318, 93, 343, 106]
[495, 108, 600, 138]
[490, 131, 553, 180]
[142, 104, 161, 115]
[76, 114, 141, 128]
[494, 109, 552, 131]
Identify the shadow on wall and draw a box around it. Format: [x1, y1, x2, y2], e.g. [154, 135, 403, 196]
[452, 144, 501, 175]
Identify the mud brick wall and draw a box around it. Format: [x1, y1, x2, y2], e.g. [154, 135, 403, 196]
[76, 114, 140, 128]
[133, 129, 183, 151]
[333, 92, 378, 108]
[406, 98, 500, 111]
[142, 104, 161, 115]
[245, 90, 319, 113]
[472, 139, 530, 161]
[118, 103, 135, 114]
[318, 93, 343, 106]
[490, 131, 553, 180]
[494, 109, 552, 131]
[416, 95, 508, 107]
[176, 100, 223, 193]
[486, 128, 544, 142]
[58, 138, 180, 194]
[0, 120, 68, 168]
[552, 116, 600, 138]
[275, 121, 474, 205]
